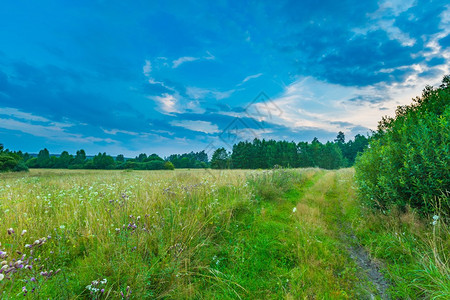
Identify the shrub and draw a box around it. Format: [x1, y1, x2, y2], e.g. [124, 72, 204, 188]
[355, 76, 450, 215]
[0, 152, 28, 172]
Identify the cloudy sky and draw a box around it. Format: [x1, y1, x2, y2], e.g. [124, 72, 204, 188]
[0, 0, 449, 157]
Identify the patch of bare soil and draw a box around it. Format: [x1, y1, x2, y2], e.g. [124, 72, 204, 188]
[346, 233, 391, 299]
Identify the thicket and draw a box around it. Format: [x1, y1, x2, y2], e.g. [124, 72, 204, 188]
[166, 151, 208, 168]
[355, 76, 450, 215]
[0, 144, 28, 172]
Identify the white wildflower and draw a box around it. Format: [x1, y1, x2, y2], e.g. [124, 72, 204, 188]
[21, 230, 27, 236]
[0, 273, 4, 281]
[432, 215, 440, 226]
[292, 207, 297, 213]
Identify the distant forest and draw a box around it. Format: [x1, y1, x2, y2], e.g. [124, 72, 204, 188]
[0, 132, 368, 172]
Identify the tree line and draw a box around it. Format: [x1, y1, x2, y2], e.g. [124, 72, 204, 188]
[22, 149, 175, 170]
[210, 133, 369, 169]
[1, 131, 369, 172]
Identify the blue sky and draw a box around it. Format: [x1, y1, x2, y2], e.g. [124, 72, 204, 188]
[0, 0, 449, 157]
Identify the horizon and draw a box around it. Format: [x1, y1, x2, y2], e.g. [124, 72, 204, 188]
[1, 0, 449, 157]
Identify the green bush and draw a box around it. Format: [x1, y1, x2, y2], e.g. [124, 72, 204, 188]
[355, 76, 450, 215]
[0, 152, 29, 172]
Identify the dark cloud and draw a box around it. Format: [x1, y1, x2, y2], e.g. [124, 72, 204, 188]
[394, 2, 446, 38]
[347, 94, 388, 104]
[272, 0, 447, 86]
[0, 60, 152, 133]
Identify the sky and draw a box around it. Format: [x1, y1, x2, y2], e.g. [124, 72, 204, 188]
[0, 0, 449, 157]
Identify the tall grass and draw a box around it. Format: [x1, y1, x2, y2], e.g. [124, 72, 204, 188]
[1, 168, 448, 298]
[352, 192, 450, 299]
[0, 169, 254, 298]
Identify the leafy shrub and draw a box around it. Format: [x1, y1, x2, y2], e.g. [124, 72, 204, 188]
[355, 76, 450, 215]
[13, 160, 29, 172]
[0, 152, 28, 172]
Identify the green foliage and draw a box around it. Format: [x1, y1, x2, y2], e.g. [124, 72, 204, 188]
[0, 144, 28, 172]
[167, 151, 208, 168]
[355, 76, 450, 214]
[92, 152, 116, 169]
[163, 161, 175, 170]
[231, 135, 366, 170]
[210, 147, 231, 169]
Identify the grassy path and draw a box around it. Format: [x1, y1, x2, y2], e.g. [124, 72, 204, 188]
[291, 169, 390, 299]
[205, 168, 391, 299]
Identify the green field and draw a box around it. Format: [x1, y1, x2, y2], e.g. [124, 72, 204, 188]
[0, 169, 448, 299]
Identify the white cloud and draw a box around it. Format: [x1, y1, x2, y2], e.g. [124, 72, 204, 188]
[186, 86, 234, 100]
[170, 120, 219, 134]
[0, 107, 50, 122]
[102, 128, 140, 136]
[241, 71, 446, 139]
[172, 56, 200, 68]
[353, 0, 417, 46]
[172, 52, 216, 68]
[151, 93, 180, 115]
[0, 117, 115, 144]
[240, 73, 263, 85]
[143, 60, 152, 77]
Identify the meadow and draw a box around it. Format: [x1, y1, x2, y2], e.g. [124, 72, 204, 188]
[0, 168, 448, 299]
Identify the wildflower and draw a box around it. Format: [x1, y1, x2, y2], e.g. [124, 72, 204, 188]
[0, 274, 4, 281]
[21, 230, 27, 236]
[60, 225, 65, 229]
[30, 277, 36, 282]
[292, 207, 297, 213]
[7, 228, 14, 235]
[101, 278, 107, 284]
[432, 215, 440, 225]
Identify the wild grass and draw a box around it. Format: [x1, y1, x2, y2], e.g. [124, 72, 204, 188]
[0, 169, 254, 298]
[0, 168, 448, 298]
[353, 202, 450, 299]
